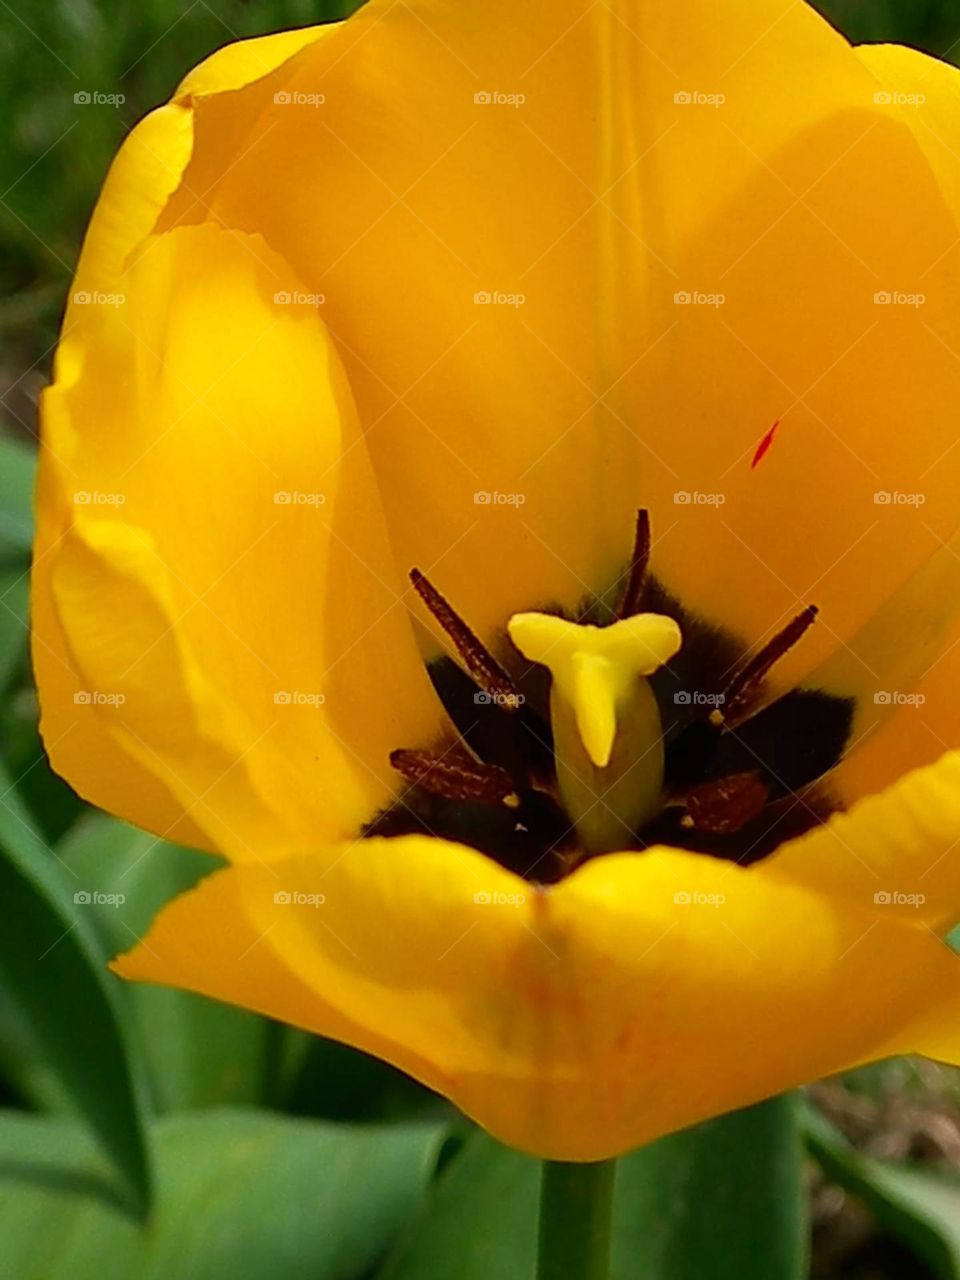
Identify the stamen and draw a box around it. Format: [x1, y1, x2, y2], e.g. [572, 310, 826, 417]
[390, 747, 519, 807]
[409, 568, 521, 709]
[681, 770, 769, 835]
[719, 605, 818, 725]
[371, 514, 844, 879]
[618, 508, 651, 618]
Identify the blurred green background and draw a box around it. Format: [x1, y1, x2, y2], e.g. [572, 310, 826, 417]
[3, 2, 960, 1278]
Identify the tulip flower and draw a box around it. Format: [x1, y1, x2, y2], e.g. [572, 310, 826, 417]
[33, 0, 960, 1272]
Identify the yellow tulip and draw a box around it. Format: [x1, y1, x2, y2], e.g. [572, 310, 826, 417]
[32, 0, 960, 1162]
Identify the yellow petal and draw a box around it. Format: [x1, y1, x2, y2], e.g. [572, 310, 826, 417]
[69, 25, 325, 303]
[30, 90, 199, 847]
[32, 458, 213, 850]
[854, 42, 960, 223]
[35, 223, 443, 858]
[115, 752, 960, 1160]
[152, 1, 960, 694]
[768, 750, 960, 929]
[834, 608, 960, 804]
[804, 43, 960, 794]
[33, 24, 355, 847]
[798, 525, 960, 775]
[176, 26, 327, 100]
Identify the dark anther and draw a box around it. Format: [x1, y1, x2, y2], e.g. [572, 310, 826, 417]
[719, 604, 818, 725]
[389, 747, 519, 807]
[409, 568, 521, 708]
[618, 508, 651, 618]
[682, 770, 769, 835]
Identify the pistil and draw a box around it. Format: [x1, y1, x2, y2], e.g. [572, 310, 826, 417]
[509, 611, 681, 854]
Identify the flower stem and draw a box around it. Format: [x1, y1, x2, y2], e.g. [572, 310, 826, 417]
[537, 1159, 617, 1280]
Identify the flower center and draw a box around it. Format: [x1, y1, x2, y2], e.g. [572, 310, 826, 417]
[364, 511, 855, 883]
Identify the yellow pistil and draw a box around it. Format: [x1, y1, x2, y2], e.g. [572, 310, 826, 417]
[508, 611, 681, 854]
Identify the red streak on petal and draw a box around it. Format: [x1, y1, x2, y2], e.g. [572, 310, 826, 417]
[751, 419, 780, 469]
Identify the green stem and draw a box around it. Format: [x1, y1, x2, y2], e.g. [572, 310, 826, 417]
[537, 1159, 617, 1280]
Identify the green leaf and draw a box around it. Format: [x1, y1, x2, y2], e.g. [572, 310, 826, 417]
[57, 813, 269, 1112]
[0, 435, 35, 561]
[0, 774, 152, 1214]
[805, 1104, 960, 1278]
[0, 568, 29, 693]
[0, 1108, 445, 1280]
[0, 691, 84, 846]
[284, 1032, 453, 1122]
[379, 1095, 808, 1280]
[379, 1126, 538, 1279]
[614, 1093, 807, 1278]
